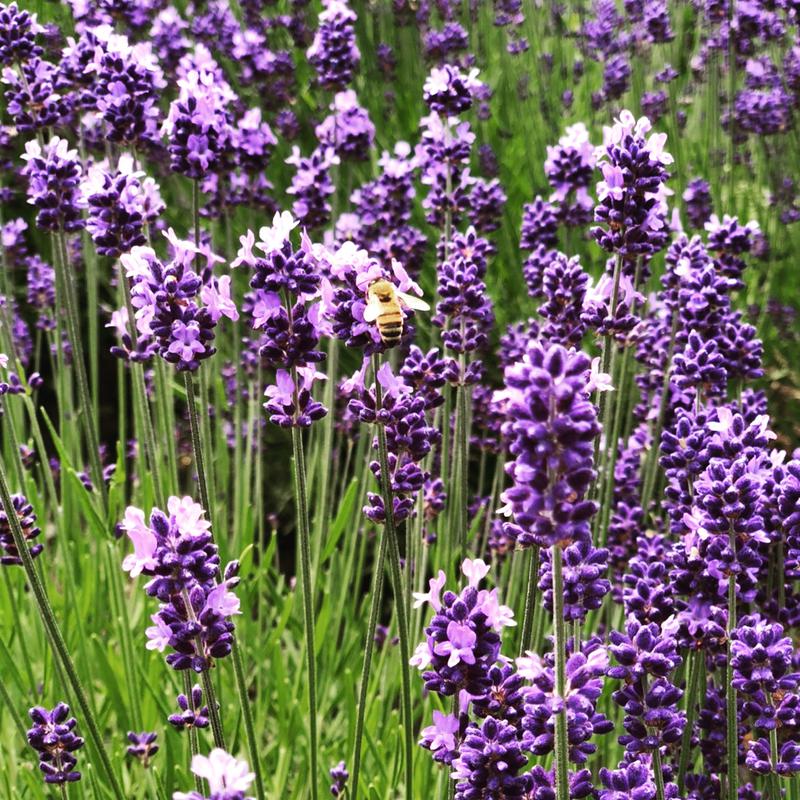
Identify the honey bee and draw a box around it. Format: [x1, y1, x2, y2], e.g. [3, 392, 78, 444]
[363, 279, 430, 347]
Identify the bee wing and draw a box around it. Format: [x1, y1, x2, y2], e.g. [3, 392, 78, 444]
[397, 292, 430, 312]
[363, 299, 382, 322]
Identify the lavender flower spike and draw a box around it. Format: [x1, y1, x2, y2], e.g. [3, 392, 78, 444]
[27, 703, 84, 785]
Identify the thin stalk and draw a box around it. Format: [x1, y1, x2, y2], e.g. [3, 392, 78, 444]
[373, 354, 414, 800]
[183, 371, 210, 513]
[519, 546, 539, 655]
[290, 420, 319, 800]
[653, 746, 667, 800]
[726, 554, 738, 800]
[551, 544, 569, 800]
[677, 648, 702, 793]
[0, 457, 123, 798]
[349, 525, 389, 800]
[640, 313, 679, 516]
[231, 639, 265, 800]
[54, 231, 106, 506]
[182, 672, 204, 795]
[454, 350, 470, 561]
[768, 726, 781, 800]
[200, 669, 226, 750]
[184, 370, 265, 796]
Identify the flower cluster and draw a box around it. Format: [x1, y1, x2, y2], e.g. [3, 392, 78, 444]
[120, 496, 240, 672]
[498, 342, 601, 549]
[27, 703, 84, 785]
[0, 492, 43, 566]
[234, 212, 328, 427]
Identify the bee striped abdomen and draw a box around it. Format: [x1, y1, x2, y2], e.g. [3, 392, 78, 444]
[377, 311, 403, 345]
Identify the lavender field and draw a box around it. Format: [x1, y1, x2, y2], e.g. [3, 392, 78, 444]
[1, 0, 800, 798]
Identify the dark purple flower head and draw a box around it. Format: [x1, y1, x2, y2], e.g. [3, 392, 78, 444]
[329, 760, 349, 797]
[82, 161, 147, 258]
[731, 614, 799, 729]
[0, 2, 42, 65]
[286, 146, 340, 230]
[539, 534, 610, 622]
[607, 619, 682, 681]
[162, 68, 232, 180]
[452, 717, 527, 799]
[471, 660, 526, 725]
[315, 90, 375, 161]
[544, 123, 596, 226]
[168, 684, 210, 730]
[538, 252, 589, 347]
[120, 497, 240, 672]
[27, 703, 84, 785]
[122, 235, 235, 372]
[520, 197, 559, 251]
[520, 638, 613, 764]
[87, 31, 165, 145]
[683, 178, 713, 230]
[307, 0, 360, 91]
[602, 53, 631, 101]
[413, 559, 514, 698]
[21, 137, 84, 233]
[423, 64, 482, 115]
[592, 110, 672, 263]
[0, 492, 42, 566]
[498, 342, 600, 549]
[4, 57, 69, 132]
[126, 731, 159, 767]
[598, 759, 656, 800]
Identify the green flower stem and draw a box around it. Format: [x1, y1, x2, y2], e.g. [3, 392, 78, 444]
[290, 419, 319, 800]
[54, 231, 106, 507]
[183, 371, 211, 513]
[184, 369, 265, 799]
[551, 543, 569, 800]
[373, 353, 415, 800]
[121, 272, 164, 506]
[677, 648, 702, 794]
[640, 313, 678, 517]
[349, 516, 389, 800]
[726, 558, 738, 800]
[769, 725, 781, 800]
[200, 668, 226, 750]
[453, 350, 470, 562]
[232, 638, 265, 800]
[183, 672, 205, 795]
[0, 456, 123, 798]
[653, 744, 667, 800]
[519, 545, 539, 655]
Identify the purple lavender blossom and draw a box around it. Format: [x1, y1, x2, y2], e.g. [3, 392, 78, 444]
[0, 2, 42, 65]
[307, 0, 360, 91]
[329, 760, 349, 797]
[168, 684, 210, 730]
[27, 703, 84, 785]
[452, 717, 527, 799]
[0, 492, 43, 565]
[498, 342, 602, 549]
[120, 497, 241, 672]
[412, 559, 515, 697]
[593, 110, 672, 265]
[21, 137, 84, 233]
[315, 90, 375, 161]
[126, 731, 158, 767]
[683, 178, 713, 230]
